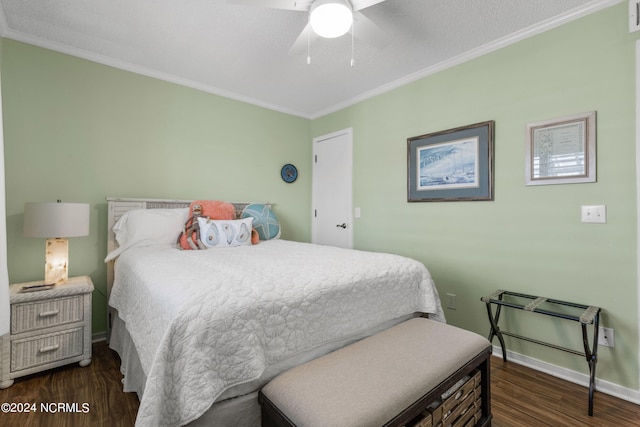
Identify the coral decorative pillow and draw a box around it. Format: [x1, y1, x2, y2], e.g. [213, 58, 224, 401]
[192, 200, 236, 220]
[241, 204, 281, 241]
[179, 200, 236, 250]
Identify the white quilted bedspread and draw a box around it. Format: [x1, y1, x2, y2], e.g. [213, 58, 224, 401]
[109, 240, 445, 427]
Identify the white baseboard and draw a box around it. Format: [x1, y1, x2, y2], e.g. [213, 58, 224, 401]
[92, 332, 107, 343]
[492, 345, 640, 405]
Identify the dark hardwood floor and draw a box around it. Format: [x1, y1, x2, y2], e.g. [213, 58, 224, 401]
[1, 342, 639, 426]
[491, 359, 640, 427]
[0, 341, 138, 427]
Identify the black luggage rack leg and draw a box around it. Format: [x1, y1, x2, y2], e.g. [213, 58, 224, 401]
[481, 290, 601, 416]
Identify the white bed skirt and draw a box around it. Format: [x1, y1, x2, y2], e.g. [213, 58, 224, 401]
[109, 311, 419, 426]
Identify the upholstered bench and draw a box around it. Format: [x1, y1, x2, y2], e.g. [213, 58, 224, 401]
[259, 317, 492, 427]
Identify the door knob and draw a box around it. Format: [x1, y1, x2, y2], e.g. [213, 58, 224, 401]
[336, 223, 347, 229]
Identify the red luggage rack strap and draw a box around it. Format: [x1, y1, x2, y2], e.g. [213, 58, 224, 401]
[481, 290, 601, 416]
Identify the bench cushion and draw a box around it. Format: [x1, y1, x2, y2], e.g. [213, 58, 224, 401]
[261, 318, 490, 427]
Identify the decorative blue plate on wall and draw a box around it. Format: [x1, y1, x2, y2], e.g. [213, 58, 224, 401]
[281, 164, 298, 183]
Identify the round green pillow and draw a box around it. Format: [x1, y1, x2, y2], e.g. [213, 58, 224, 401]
[242, 204, 281, 241]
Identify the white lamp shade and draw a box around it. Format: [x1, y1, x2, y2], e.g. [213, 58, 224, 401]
[24, 202, 90, 238]
[310, 0, 353, 38]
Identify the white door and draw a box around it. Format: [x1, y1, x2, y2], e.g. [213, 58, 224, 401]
[312, 128, 353, 248]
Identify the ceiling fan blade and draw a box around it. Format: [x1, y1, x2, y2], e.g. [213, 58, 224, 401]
[289, 22, 319, 56]
[226, 0, 312, 12]
[351, 11, 389, 49]
[350, 0, 386, 12]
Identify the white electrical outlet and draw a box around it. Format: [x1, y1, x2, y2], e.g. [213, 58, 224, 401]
[446, 293, 457, 310]
[598, 326, 615, 347]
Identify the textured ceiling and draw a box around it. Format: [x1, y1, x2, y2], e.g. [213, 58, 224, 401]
[0, 0, 616, 118]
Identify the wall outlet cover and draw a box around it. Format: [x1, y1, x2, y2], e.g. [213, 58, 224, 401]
[598, 326, 615, 347]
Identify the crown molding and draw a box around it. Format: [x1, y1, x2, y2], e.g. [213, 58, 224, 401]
[0, 29, 311, 119]
[310, 0, 622, 119]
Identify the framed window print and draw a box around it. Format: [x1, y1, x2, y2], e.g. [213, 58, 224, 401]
[525, 111, 596, 186]
[407, 121, 495, 202]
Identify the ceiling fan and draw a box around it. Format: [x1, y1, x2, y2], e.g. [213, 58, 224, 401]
[227, 0, 390, 63]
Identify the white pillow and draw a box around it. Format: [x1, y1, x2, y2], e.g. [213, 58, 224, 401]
[197, 217, 254, 248]
[104, 208, 189, 262]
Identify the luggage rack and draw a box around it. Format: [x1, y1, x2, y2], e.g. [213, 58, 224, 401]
[481, 290, 601, 416]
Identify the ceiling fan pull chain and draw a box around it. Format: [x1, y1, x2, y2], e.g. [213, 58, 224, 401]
[307, 15, 312, 65]
[350, 17, 355, 67]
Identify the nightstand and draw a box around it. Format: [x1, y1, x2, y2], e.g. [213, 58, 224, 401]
[0, 276, 93, 389]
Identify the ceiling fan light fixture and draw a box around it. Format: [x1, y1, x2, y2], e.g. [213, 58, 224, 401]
[310, 0, 353, 39]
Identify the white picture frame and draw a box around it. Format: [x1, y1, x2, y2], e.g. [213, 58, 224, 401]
[525, 111, 596, 186]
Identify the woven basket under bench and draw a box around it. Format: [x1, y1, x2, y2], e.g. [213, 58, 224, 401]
[260, 318, 492, 427]
[408, 370, 482, 427]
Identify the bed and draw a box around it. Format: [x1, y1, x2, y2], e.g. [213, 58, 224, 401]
[105, 197, 445, 427]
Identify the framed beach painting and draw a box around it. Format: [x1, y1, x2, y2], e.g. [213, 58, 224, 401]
[407, 121, 495, 202]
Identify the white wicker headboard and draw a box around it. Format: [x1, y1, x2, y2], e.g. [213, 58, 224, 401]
[105, 197, 269, 341]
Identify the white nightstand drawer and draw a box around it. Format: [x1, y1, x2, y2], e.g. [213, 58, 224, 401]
[11, 295, 84, 334]
[10, 328, 84, 372]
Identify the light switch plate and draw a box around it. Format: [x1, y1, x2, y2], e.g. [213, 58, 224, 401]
[581, 205, 606, 223]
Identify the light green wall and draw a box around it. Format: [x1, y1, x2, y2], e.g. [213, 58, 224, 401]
[313, 4, 639, 389]
[1, 39, 312, 335]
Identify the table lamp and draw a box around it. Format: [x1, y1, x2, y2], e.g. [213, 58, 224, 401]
[23, 201, 90, 284]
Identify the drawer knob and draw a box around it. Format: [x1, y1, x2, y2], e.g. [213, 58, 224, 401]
[39, 345, 60, 353]
[39, 310, 60, 318]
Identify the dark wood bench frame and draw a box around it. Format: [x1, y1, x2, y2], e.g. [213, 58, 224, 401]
[259, 346, 492, 427]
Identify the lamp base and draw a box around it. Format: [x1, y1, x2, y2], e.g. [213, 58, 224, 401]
[45, 238, 68, 284]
